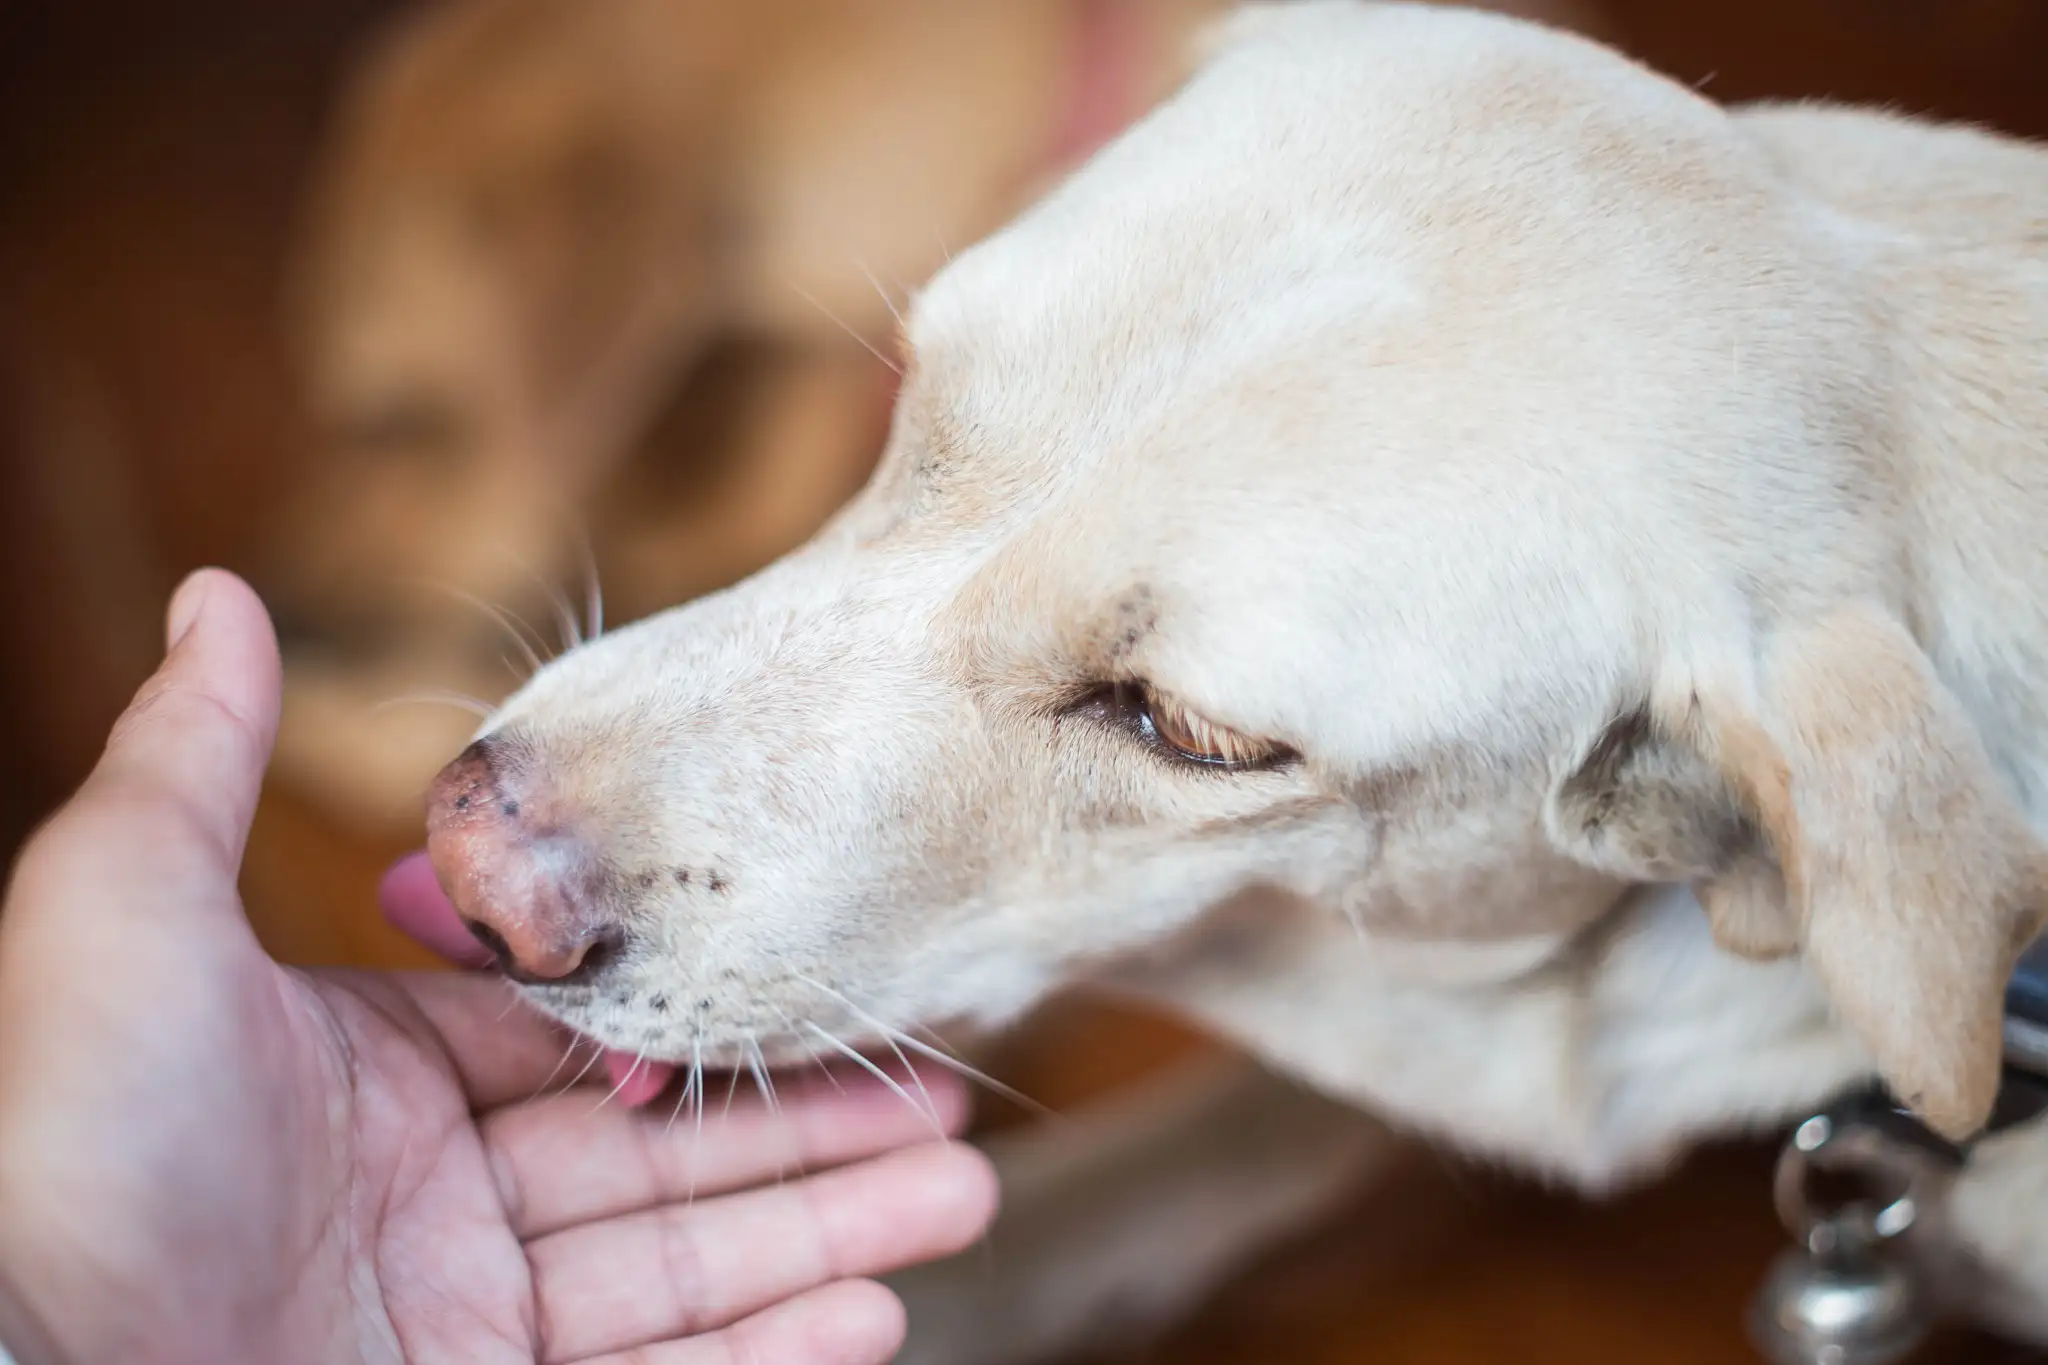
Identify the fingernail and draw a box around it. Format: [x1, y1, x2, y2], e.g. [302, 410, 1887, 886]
[166, 570, 211, 652]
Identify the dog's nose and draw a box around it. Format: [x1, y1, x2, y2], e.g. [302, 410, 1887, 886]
[425, 738, 625, 985]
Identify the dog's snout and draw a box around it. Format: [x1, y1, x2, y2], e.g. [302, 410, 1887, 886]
[425, 738, 629, 985]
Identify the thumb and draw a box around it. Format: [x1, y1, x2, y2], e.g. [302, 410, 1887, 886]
[84, 568, 283, 873]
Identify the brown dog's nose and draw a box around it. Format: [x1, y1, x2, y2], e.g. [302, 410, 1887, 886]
[425, 738, 625, 985]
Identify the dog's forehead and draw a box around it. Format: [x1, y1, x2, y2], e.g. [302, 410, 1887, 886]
[883, 5, 1754, 757]
[902, 2, 1727, 500]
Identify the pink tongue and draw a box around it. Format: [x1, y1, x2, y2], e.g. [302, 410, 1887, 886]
[603, 1050, 676, 1108]
[378, 850, 497, 969]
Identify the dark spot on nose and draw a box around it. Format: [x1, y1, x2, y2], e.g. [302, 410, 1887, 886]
[672, 868, 691, 886]
[455, 795, 471, 812]
[707, 872, 728, 893]
[501, 800, 519, 817]
[649, 995, 669, 1013]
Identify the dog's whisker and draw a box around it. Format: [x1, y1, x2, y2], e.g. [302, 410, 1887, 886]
[745, 1037, 781, 1117]
[720, 1061, 743, 1122]
[771, 1000, 845, 1093]
[529, 1033, 586, 1104]
[787, 280, 903, 376]
[403, 577, 553, 672]
[852, 257, 906, 330]
[485, 610, 547, 675]
[492, 978, 527, 1024]
[555, 1038, 607, 1101]
[745, 1037, 803, 1185]
[685, 1034, 706, 1206]
[490, 547, 585, 652]
[796, 977, 938, 1124]
[372, 689, 496, 720]
[1338, 900, 1366, 941]
[536, 577, 584, 653]
[898, 1047, 940, 1129]
[663, 1061, 697, 1137]
[530, 495, 605, 645]
[802, 1021, 948, 1139]
[798, 973, 1056, 1120]
[890, 1025, 1059, 1121]
[566, 516, 605, 642]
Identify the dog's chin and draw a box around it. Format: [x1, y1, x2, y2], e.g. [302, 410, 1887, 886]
[520, 977, 1004, 1076]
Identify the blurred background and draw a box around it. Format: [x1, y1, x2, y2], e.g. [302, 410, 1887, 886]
[1, 0, 2045, 1360]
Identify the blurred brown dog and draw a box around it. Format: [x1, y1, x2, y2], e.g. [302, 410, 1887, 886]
[265, 0, 1613, 829]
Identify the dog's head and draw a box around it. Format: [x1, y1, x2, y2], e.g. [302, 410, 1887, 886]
[427, 3, 2046, 1142]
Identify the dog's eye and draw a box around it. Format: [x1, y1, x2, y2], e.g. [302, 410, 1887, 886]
[1088, 683, 1293, 770]
[1145, 692, 1273, 766]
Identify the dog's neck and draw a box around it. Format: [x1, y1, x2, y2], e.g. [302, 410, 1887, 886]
[1741, 109, 2048, 827]
[1889, 259, 2048, 826]
[1106, 882, 1872, 1189]
[1872, 198, 2048, 828]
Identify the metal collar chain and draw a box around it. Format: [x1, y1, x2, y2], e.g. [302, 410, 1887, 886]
[1748, 1066, 2048, 1364]
[1750, 936, 2048, 1363]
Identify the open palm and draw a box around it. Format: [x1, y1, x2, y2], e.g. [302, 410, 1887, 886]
[0, 571, 993, 1365]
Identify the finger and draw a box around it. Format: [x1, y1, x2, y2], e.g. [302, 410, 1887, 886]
[319, 968, 599, 1110]
[74, 569, 281, 875]
[528, 1141, 996, 1363]
[10, 570, 282, 941]
[571, 1279, 906, 1365]
[486, 1065, 972, 1238]
[378, 850, 497, 969]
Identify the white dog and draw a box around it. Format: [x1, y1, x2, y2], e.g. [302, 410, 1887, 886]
[420, 4, 2048, 1357]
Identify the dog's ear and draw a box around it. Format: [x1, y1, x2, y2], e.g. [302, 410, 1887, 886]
[1549, 605, 2048, 1140]
[1548, 703, 1803, 958]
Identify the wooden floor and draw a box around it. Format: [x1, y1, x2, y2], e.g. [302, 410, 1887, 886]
[2, 4, 2045, 1362]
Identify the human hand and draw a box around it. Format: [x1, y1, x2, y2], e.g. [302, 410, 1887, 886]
[0, 569, 996, 1365]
